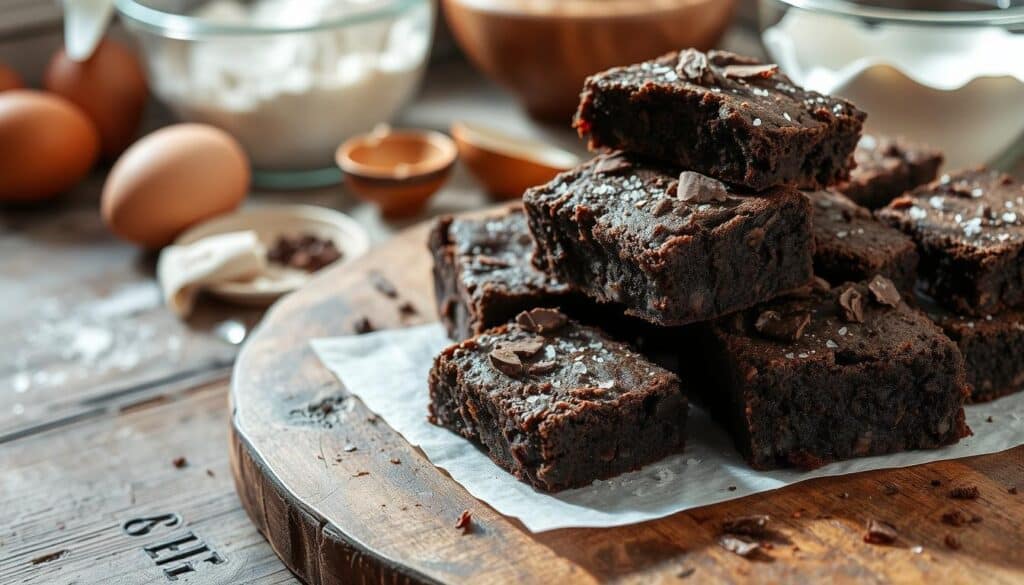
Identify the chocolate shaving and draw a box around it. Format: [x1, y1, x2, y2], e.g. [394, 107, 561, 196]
[838, 286, 865, 323]
[723, 63, 779, 80]
[593, 153, 632, 175]
[516, 308, 567, 334]
[949, 485, 980, 500]
[722, 514, 771, 537]
[454, 509, 473, 533]
[528, 361, 557, 375]
[719, 535, 760, 558]
[489, 348, 524, 378]
[863, 519, 898, 545]
[676, 49, 712, 83]
[868, 275, 901, 307]
[677, 171, 729, 203]
[501, 338, 544, 359]
[755, 310, 811, 342]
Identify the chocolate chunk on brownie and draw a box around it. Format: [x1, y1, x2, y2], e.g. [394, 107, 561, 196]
[430, 206, 577, 340]
[524, 154, 814, 326]
[428, 308, 688, 492]
[574, 49, 866, 190]
[808, 189, 919, 291]
[878, 169, 1024, 315]
[921, 297, 1024, 403]
[841, 135, 944, 209]
[690, 278, 970, 470]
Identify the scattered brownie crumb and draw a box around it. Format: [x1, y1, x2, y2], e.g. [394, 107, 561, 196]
[931, 479, 942, 487]
[863, 519, 898, 545]
[727, 485, 737, 492]
[719, 535, 761, 558]
[352, 471, 370, 478]
[677, 566, 696, 579]
[369, 271, 398, 298]
[343, 444, 357, 452]
[389, 458, 401, 465]
[172, 456, 188, 469]
[353, 316, 375, 334]
[319, 401, 335, 415]
[722, 514, 771, 537]
[398, 301, 418, 317]
[267, 233, 342, 272]
[944, 534, 962, 550]
[941, 510, 967, 527]
[206, 469, 215, 477]
[949, 485, 980, 500]
[30, 550, 68, 565]
[986, 416, 994, 423]
[1009, 486, 1018, 495]
[882, 482, 900, 496]
[455, 509, 473, 534]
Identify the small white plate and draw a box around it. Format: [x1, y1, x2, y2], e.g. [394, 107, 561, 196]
[175, 204, 370, 307]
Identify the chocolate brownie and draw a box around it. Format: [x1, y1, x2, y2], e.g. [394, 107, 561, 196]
[524, 153, 814, 326]
[808, 189, 919, 291]
[428, 308, 688, 492]
[430, 206, 576, 340]
[922, 298, 1024, 403]
[574, 49, 866, 190]
[690, 277, 970, 470]
[841, 135, 943, 209]
[878, 169, 1024, 315]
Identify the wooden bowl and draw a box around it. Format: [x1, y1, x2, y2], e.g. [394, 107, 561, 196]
[451, 121, 579, 200]
[442, 0, 737, 122]
[336, 128, 457, 218]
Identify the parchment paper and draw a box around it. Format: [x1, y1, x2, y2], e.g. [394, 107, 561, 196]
[312, 324, 1024, 533]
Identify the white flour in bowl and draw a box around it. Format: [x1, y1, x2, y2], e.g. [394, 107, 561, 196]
[147, 0, 432, 170]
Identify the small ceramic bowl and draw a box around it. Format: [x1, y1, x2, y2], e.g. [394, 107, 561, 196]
[451, 121, 580, 200]
[336, 127, 458, 217]
[174, 204, 370, 307]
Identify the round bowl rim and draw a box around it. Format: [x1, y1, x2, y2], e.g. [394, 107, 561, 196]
[764, 0, 1024, 26]
[336, 128, 458, 181]
[441, 0, 731, 18]
[114, 0, 426, 39]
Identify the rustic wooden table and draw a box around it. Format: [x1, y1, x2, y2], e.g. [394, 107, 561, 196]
[2, 22, 1023, 584]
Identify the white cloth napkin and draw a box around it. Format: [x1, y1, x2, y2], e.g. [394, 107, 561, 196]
[157, 230, 266, 317]
[312, 323, 1024, 533]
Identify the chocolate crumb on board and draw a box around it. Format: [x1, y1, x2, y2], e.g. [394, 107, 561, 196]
[352, 471, 370, 478]
[353, 316, 375, 334]
[727, 485, 737, 492]
[722, 514, 771, 537]
[945, 534, 962, 550]
[949, 485, 980, 500]
[942, 510, 967, 527]
[719, 535, 761, 558]
[987, 416, 994, 423]
[389, 457, 401, 465]
[30, 550, 68, 565]
[398, 301, 418, 317]
[172, 456, 188, 469]
[368, 270, 398, 298]
[206, 469, 215, 477]
[863, 519, 898, 545]
[455, 509, 473, 534]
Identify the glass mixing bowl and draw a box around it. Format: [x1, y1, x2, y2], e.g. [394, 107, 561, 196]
[758, 0, 1024, 170]
[116, 0, 434, 188]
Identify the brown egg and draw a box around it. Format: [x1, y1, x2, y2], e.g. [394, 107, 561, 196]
[102, 124, 250, 248]
[0, 90, 100, 202]
[0, 63, 23, 91]
[44, 39, 148, 158]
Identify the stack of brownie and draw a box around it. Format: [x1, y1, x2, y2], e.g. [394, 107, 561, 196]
[427, 48, 981, 492]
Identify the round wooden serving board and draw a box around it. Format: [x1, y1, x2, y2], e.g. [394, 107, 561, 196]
[230, 212, 1024, 585]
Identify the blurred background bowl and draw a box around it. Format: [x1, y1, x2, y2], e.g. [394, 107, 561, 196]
[116, 0, 435, 189]
[441, 0, 736, 122]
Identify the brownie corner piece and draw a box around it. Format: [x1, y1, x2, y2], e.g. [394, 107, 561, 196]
[574, 48, 865, 190]
[427, 308, 688, 492]
[877, 169, 1024, 315]
[841, 135, 944, 209]
[429, 205, 574, 340]
[692, 278, 970, 470]
[808, 189, 918, 291]
[524, 155, 814, 326]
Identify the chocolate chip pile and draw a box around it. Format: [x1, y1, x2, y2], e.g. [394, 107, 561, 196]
[267, 233, 342, 272]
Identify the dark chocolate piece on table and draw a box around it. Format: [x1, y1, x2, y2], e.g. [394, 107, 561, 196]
[428, 308, 688, 492]
[878, 169, 1024, 316]
[690, 280, 970, 470]
[574, 49, 866, 190]
[524, 154, 814, 327]
[841, 135, 944, 209]
[429, 206, 576, 340]
[807, 190, 919, 291]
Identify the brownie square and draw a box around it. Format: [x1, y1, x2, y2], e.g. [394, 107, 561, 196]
[808, 189, 918, 291]
[428, 308, 688, 492]
[922, 299, 1024, 403]
[574, 49, 866, 190]
[429, 206, 576, 340]
[524, 153, 814, 326]
[878, 169, 1024, 315]
[841, 135, 943, 209]
[691, 278, 970, 470]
